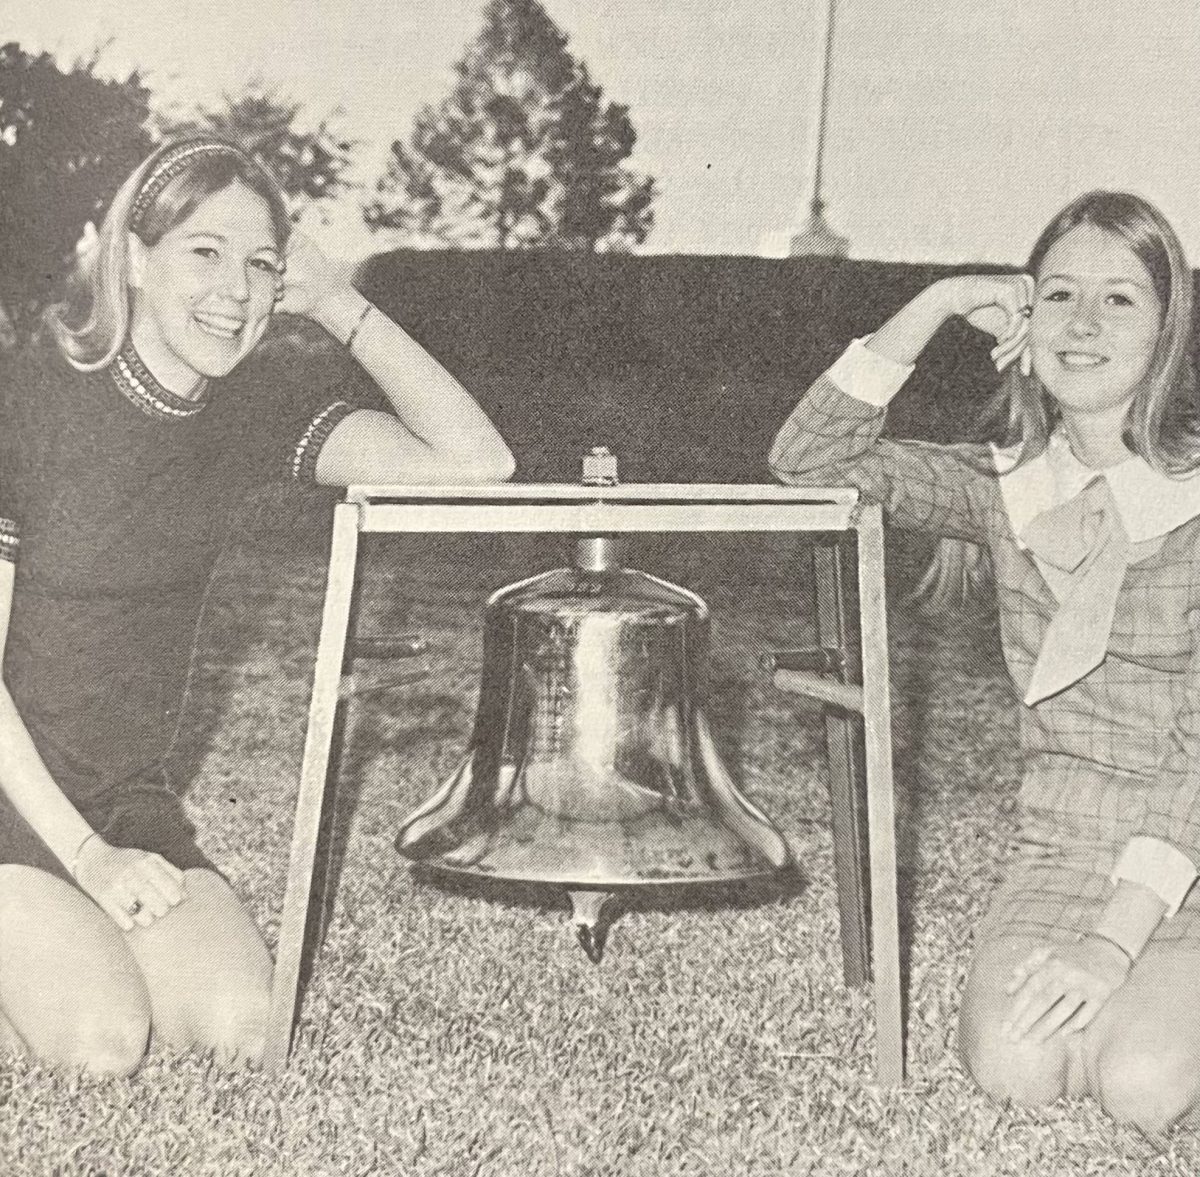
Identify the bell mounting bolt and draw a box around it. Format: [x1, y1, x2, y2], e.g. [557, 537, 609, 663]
[578, 446, 621, 572]
[581, 445, 619, 487]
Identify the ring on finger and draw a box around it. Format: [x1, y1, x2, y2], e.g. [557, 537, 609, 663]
[126, 898, 143, 917]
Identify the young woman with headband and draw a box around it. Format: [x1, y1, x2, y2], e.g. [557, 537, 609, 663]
[0, 137, 513, 1073]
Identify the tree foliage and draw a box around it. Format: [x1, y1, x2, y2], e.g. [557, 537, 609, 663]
[160, 81, 355, 222]
[364, 0, 654, 251]
[0, 42, 153, 340]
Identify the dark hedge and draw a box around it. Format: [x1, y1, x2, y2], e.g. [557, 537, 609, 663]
[356, 249, 1024, 483]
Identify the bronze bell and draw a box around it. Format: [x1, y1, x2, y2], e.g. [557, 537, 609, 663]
[396, 461, 792, 959]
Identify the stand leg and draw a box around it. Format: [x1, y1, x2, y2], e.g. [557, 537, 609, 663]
[264, 502, 362, 1074]
[856, 505, 904, 1088]
[812, 538, 871, 989]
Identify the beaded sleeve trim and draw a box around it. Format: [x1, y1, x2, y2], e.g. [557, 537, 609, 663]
[108, 345, 210, 421]
[0, 518, 18, 564]
[290, 401, 357, 482]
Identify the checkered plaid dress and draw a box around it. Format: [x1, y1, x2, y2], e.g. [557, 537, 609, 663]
[770, 376, 1200, 947]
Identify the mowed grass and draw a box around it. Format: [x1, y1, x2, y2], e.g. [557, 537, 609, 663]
[5, 503, 1200, 1177]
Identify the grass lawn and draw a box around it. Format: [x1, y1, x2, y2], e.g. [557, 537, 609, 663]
[5, 501, 1200, 1176]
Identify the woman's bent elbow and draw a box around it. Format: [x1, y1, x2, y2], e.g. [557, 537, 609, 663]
[768, 435, 805, 482]
[486, 444, 517, 483]
[769, 454, 805, 485]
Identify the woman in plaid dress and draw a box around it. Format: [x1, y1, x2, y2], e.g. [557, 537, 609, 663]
[0, 138, 513, 1074]
[770, 191, 1200, 1135]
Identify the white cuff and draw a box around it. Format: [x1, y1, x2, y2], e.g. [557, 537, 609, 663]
[826, 337, 915, 408]
[1111, 836, 1199, 916]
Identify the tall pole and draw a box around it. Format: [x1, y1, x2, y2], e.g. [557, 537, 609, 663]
[790, 0, 849, 257]
[810, 0, 838, 223]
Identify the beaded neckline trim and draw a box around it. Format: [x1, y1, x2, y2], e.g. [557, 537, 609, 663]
[107, 345, 210, 421]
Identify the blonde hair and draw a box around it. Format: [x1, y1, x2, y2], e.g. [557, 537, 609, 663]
[921, 190, 1198, 608]
[45, 137, 290, 371]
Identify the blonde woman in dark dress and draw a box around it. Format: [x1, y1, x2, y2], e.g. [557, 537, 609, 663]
[0, 138, 513, 1073]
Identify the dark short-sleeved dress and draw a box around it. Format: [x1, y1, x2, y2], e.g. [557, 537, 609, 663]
[0, 332, 379, 883]
[771, 373, 1200, 949]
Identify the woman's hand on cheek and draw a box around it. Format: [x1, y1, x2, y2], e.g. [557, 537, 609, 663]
[274, 231, 351, 320]
[940, 273, 1035, 372]
[990, 310, 1032, 375]
[1001, 936, 1131, 1044]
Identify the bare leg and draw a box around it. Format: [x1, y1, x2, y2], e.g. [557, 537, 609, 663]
[961, 934, 1200, 1135]
[124, 869, 273, 1067]
[0, 1007, 26, 1056]
[1078, 943, 1200, 1137]
[0, 864, 150, 1075]
[958, 935, 1087, 1106]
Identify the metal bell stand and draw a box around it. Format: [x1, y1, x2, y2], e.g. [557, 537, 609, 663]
[263, 483, 903, 1087]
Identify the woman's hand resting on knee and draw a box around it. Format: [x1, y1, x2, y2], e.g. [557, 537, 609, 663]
[1001, 936, 1132, 1044]
[73, 836, 187, 932]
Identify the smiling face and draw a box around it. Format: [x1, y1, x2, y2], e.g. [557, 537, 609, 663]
[128, 180, 282, 393]
[1029, 223, 1163, 434]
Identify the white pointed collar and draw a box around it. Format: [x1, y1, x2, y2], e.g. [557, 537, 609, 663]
[994, 431, 1200, 546]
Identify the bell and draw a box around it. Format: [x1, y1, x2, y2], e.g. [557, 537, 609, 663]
[396, 531, 792, 959]
[397, 450, 791, 959]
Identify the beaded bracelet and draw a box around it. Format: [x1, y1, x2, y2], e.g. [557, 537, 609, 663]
[345, 303, 374, 351]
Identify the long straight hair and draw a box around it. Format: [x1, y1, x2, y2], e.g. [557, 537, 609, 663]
[993, 190, 1197, 473]
[921, 190, 1198, 607]
[44, 138, 290, 371]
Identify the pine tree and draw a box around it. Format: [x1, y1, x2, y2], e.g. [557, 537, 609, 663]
[364, 0, 654, 250]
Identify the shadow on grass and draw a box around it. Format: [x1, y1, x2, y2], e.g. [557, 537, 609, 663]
[404, 861, 809, 918]
[398, 863, 811, 964]
[400, 863, 810, 965]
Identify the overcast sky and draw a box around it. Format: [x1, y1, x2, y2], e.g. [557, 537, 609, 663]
[9, 0, 1200, 264]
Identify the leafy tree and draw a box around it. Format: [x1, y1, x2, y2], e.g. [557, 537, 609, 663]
[161, 81, 355, 222]
[364, 0, 654, 250]
[0, 42, 153, 341]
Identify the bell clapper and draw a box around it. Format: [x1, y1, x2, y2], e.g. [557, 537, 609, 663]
[569, 889, 615, 963]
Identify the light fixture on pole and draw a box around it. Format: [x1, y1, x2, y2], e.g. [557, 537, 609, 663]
[789, 0, 849, 258]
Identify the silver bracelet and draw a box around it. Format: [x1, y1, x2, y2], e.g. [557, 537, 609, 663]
[70, 829, 101, 880]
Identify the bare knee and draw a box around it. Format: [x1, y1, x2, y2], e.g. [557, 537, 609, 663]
[958, 975, 1073, 1110]
[959, 1018, 1069, 1107]
[1097, 1040, 1200, 1136]
[958, 937, 1078, 1108]
[62, 1008, 150, 1077]
[192, 978, 271, 1067]
[48, 975, 152, 1077]
[0, 865, 151, 1076]
[127, 869, 273, 1066]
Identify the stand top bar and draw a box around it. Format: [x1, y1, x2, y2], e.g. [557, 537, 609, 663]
[346, 483, 859, 506]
